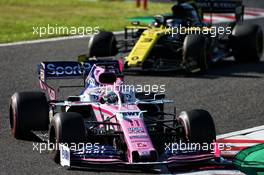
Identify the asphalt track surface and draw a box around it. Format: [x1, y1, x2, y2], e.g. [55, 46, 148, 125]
[1, 1, 264, 174]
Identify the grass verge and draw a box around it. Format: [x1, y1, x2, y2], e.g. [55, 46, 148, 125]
[0, 0, 172, 43]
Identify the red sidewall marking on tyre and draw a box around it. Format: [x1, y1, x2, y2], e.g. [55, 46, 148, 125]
[12, 108, 16, 136]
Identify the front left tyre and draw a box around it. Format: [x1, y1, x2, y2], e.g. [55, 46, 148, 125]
[9, 92, 49, 139]
[49, 112, 86, 163]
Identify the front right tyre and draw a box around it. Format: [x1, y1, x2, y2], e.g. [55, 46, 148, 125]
[178, 109, 216, 144]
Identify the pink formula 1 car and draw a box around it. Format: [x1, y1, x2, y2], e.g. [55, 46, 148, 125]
[9, 59, 217, 171]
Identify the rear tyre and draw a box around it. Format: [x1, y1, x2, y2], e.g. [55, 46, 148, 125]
[231, 24, 263, 62]
[9, 92, 49, 139]
[178, 109, 216, 144]
[183, 34, 209, 74]
[49, 112, 86, 164]
[88, 31, 118, 57]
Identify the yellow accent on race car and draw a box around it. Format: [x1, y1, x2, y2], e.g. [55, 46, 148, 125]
[125, 25, 213, 67]
[125, 25, 149, 30]
[125, 27, 171, 67]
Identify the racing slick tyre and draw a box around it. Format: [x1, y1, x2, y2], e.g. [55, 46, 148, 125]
[178, 109, 216, 144]
[9, 92, 49, 139]
[183, 34, 209, 74]
[49, 112, 86, 163]
[88, 31, 118, 57]
[231, 24, 263, 62]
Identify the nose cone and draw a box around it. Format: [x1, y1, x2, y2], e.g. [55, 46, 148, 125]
[119, 116, 157, 163]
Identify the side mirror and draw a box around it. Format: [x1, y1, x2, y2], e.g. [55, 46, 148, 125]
[99, 72, 117, 84]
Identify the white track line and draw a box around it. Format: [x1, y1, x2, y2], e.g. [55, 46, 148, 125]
[0, 35, 89, 47]
[176, 126, 264, 175]
[0, 31, 124, 47]
[217, 125, 264, 139]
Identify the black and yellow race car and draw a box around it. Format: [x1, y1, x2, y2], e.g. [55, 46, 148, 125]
[86, 0, 263, 74]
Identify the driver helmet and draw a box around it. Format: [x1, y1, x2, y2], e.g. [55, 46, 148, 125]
[175, 0, 203, 20]
[171, 3, 189, 17]
[102, 90, 118, 104]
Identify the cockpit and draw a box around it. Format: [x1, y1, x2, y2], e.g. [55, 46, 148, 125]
[100, 89, 137, 105]
[81, 63, 137, 105]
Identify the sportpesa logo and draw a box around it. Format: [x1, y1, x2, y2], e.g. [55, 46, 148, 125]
[46, 62, 92, 76]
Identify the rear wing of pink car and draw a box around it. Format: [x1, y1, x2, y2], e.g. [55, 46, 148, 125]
[38, 59, 122, 100]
